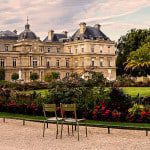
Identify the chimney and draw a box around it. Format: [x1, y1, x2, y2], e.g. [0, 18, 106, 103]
[13, 30, 17, 34]
[62, 31, 68, 37]
[94, 24, 101, 30]
[79, 22, 86, 34]
[48, 30, 54, 41]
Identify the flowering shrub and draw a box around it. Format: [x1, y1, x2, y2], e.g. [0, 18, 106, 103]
[92, 95, 122, 121]
[0, 83, 149, 123]
[128, 104, 150, 122]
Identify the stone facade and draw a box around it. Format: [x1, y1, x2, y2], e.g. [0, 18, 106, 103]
[0, 21, 116, 82]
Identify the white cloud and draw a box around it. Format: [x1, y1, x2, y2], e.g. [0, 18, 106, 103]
[77, 0, 150, 23]
[0, 0, 149, 41]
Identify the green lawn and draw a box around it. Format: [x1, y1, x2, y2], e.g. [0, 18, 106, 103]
[0, 112, 150, 128]
[19, 89, 49, 96]
[19, 87, 150, 97]
[122, 87, 150, 97]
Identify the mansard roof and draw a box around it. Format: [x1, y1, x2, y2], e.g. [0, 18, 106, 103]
[0, 30, 18, 40]
[71, 26, 110, 41]
[43, 33, 67, 42]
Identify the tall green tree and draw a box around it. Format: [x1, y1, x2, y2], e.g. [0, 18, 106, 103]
[11, 73, 19, 81]
[117, 29, 150, 76]
[0, 68, 5, 80]
[125, 43, 150, 76]
[30, 72, 39, 81]
[44, 72, 60, 82]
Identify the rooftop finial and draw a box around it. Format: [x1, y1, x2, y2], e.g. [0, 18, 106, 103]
[27, 16, 29, 24]
[25, 16, 30, 30]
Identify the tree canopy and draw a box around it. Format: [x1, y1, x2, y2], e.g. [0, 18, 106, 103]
[30, 72, 39, 81]
[11, 73, 19, 81]
[45, 72, 60, 82]
[117, 29, 150, 76]
[0, 68, 5, 80]
[125, 42, 150, 76]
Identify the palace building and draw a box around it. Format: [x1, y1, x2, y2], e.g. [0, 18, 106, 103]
[0, 20, 116, 82]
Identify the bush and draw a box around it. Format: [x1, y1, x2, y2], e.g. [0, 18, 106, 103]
[48, 71, 106, 118]
[128, 104, 150, 123]
[11, 73, 19, 81]
[0, 68, 5, 80]
[30, 73, 39, 81]
[45, 72, 60, 82]
[0, 90, 46, 115]
[112, 75, 150, 87]
[92, 87, 132, 121]
[0, 81, 48, 91]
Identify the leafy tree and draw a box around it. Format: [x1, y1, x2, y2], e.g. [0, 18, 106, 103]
[125, 43, 150, 76]
[51, 72, 60, 80]
[11, 73, 19, 81]
[30, 72, 39, 81]
[48, 71, 106, 118]
[45, 72, 60, 82]
[0, 68, 5, 80]
[117, 29, 150, 76]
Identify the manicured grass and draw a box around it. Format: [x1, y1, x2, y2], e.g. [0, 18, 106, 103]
[0, 112, 44, 120]
[19, 89, 49, 96]
[0, 112, 150, 128]
[122, 87, 150, 97]
[19, 87, 150, 97]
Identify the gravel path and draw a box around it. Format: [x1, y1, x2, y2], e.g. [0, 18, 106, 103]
[0, 119, 149, 150]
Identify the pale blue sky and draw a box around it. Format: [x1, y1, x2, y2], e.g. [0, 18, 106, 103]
[0, 0, 150, 41]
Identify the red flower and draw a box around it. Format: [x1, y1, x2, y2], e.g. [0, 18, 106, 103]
[92, 111, 97, 115]
[95, 105, 100, 109]
[7, 100, 16, 107]
[104, 109, 110, 116]
[102, 106, 105, 111]
[141, 111, 150, 118]
[141, 111, 147, 117]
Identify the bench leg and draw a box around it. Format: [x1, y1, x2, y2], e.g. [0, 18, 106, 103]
[108, 127, 110, 134]
[77, 122, 79, 141]
[3, 118, 5, 123]
[68, 125, 70, 135]
[56, 123, 58, 139]
[146, 130, 148, 136]
[74, 124, 76, 131]
[60, 121, 64, 139]
[85, 124, 87, 137]
[23, 119, 25, 125]
[72, 124, 74, 135]
[43, 121, 46, 137]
